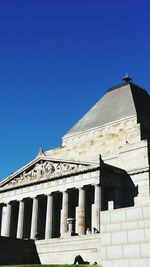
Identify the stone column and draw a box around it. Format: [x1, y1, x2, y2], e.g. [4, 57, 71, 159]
[60, 191, 68, 236]
[30, 197, 38, 239]
[4, 202, 11, 237]
[0, 205, 6, 236]
[45, 194, 53, 239]
[17, 200, 24, 239]
[92, 184, 101, 232]
[76, 187, 85, 235]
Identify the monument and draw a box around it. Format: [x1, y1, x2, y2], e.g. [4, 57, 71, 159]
[0, 77, 150, 267]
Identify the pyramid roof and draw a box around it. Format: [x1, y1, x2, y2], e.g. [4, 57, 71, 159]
[65, 81, 150, 136]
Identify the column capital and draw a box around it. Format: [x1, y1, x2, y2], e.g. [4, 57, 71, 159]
[78, 186, 84, 191]
[18, 199, 25, 203]
[46, 193, 52, 197]
[32, 195, 38, 200]
[94, 184, 100, 187]
[62, 190, 68, 194]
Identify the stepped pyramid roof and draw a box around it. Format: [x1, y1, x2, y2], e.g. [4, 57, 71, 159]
[65, 79, 150, 136]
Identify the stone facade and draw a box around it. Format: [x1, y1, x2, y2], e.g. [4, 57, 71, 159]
[101, 204, 150, 267]
[0, 78, 150, 266]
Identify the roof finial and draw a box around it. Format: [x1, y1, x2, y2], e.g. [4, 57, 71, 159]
[37, 147, 45, 157]
[122, 74, 132, 83]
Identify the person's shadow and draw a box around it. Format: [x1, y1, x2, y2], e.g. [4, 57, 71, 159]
[73, 255, 90, 264]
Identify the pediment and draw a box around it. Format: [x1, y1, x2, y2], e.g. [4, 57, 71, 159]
[0, 157, 89, 190]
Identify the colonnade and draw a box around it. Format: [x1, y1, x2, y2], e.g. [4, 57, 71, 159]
[0, 184, 101, 240]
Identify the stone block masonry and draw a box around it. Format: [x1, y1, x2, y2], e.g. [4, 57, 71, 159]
[101, 202, 150, 267]
[35, 234, 101, 264]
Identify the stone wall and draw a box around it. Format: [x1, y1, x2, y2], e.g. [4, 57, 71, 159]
[35, 234, 101, 264]
[101, 202, 150, 267]
[47, 117, 140, 165]
[46, 116, 150, 201]
[0, 236, 40, 265]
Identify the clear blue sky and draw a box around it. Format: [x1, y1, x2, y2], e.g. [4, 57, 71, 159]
[0, 0, 150, 179]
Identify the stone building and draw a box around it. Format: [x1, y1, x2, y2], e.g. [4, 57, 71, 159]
[0, 77, 150, 267]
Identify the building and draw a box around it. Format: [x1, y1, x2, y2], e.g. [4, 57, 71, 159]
[0, 76, 150, 267]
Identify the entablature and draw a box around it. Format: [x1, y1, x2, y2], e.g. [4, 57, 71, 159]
[0, 168, 100, 204]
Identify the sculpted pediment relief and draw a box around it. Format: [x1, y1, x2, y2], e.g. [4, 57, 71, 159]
[1, 159, 88, 189]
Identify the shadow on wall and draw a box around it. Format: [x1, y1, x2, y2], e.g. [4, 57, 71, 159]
[147, 140, 150, 196]
[0, 236, 40, 265]
[100, 159, 138, 211]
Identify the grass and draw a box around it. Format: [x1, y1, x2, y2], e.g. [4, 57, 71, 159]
[0, 265, 100, 267]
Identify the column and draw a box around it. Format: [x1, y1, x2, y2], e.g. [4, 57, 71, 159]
[30, 197, 38, 239]
[16, 200, 24, 239]
[4, 202, 11, 237]
[45, 194, 53, 239]
[60, 191, 68, 236]
[76, 187, 85, 235]
[0, 205, 5, 236]
[92, 184, 101, 232]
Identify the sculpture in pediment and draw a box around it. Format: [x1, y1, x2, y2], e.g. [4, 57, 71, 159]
[2, 160, 86, 188]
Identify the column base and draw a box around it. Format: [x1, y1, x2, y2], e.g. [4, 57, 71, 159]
[61, 232, 78, 238]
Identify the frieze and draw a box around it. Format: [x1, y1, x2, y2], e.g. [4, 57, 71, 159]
[2, 160, 87, 189]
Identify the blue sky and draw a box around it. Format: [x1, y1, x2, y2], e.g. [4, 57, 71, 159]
[0, 0, 150, 179]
